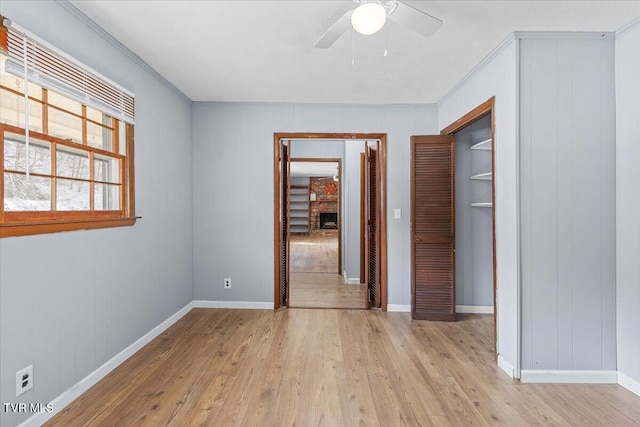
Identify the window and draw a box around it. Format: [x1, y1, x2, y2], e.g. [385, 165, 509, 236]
[0, 16, 135, 237]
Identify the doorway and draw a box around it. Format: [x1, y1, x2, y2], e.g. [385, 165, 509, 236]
[274, 133, 388, 310]
[289, 158, 342, 275]
[288, 158, 356, 308]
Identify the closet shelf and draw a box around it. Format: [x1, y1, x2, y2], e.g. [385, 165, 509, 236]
[470, 172, 492, 180]
[470, 138, 492, 151]
[471, 202, 493, 208]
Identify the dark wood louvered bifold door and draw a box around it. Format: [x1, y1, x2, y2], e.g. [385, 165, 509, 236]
[366, 145, 381, 308]
[411, 135, 456, 321]
[280, 142, 290, 307]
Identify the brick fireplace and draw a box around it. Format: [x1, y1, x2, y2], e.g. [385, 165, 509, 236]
[310, 177, 338, 233]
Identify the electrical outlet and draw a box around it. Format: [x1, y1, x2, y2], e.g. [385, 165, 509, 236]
[16, 365, 33, 397]
[224, 278, 232, 289]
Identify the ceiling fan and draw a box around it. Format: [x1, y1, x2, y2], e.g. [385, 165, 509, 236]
[314, 0, 443, 49]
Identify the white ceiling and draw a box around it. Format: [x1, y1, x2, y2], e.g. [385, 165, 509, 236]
[69, 1, 640, 104]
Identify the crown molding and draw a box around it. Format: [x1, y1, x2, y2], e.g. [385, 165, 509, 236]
[438, 33, 516, 106]
[616, 17, 640, 38]
[54, 0, 192, 105]
[513, 31, 615, 40]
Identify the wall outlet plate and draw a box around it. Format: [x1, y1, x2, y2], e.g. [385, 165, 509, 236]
[224, 278, 231, 289]
[16, 365, 33, 397]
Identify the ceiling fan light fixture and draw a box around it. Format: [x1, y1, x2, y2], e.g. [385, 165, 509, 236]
[351, 2, 387, 35]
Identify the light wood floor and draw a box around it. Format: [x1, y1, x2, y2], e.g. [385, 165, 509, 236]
[289, 273, 367, 309]
[47, 309, 640, 426]
[289, 232, 364, 309]
[290, 233, 338, 274]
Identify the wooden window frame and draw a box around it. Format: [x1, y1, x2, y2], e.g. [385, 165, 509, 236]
[0, 92, 136, 238]
[0, 124, 136, 237]
[0, 18, 136, 238]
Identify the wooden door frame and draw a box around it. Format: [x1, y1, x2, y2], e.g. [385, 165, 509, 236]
[289, 157, 343, 275]
[274, 133, 388, 311]
[359, 152, 366, 284]
[365, 142, 382, 308]
[441, 97, 497, 354]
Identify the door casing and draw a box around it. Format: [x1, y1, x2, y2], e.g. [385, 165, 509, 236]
[440, 97, 497, 355]
[273, 133, 388, 310]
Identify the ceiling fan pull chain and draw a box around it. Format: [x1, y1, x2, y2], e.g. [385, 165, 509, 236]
[384, 21, 388, 57]
[352, 26, 355, 65]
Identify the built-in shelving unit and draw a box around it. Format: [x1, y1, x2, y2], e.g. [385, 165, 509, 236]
[470, 138, 492, 151]
[455, 116, 495, 312]
[470, 172, 492, 181]
[290, 185, 310, 234]
[469, 137, 493, 208]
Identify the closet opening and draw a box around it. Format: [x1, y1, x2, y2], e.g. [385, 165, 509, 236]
[442, 99, 496, 348]
[411, 98, 497, 354]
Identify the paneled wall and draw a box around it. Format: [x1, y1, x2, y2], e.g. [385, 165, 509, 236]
[616, 20, 640, 390]
[192, 103, 438, 306]
[0, 2, 193, 426]
[519, 36, 616, 371]
[438, 39, 518, 375]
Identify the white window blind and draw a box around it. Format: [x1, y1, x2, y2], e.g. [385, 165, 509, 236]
[3, 21, 135, 124]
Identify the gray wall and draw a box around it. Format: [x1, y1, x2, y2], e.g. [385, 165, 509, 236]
[290, 139, 344, 159]
[519, 36, 616, 370]
[616, 20, 640, 387]
[438, 39, 519, 374]
[455, 115, 494, 307]
[344, 142, 366, 280]
[0, 2, 193, 426]
[192, 103, 438, 306]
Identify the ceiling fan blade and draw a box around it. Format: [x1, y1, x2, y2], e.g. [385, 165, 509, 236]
[314, 11, 352, 49]
[386, 1, 442, 38]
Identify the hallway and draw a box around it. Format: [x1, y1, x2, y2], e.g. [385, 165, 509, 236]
[289, 233, 367, 308]
[289, 272, 367, 309]
[289, 232, 339, 273]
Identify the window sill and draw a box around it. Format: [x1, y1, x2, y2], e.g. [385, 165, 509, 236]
[0, 216, 137, 238]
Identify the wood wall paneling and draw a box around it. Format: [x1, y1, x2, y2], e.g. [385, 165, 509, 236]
[615, 19, 640, 391]
[519, 38, 616, 371]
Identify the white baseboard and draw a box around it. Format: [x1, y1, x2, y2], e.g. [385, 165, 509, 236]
[520, 370, 618, 384]
[347, 278, 361, 284]
[456, 305, 494, 314]
[19, 302, 194, 427]
[193, 300, 273, 309]
[388, 305, 494, 315]
[618, 372, 640, 397]
[497, 355, 516, 379]
[387, 304, 411, 312]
